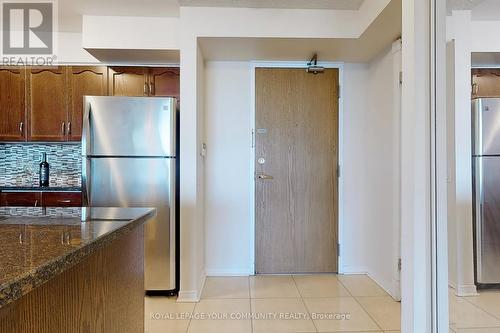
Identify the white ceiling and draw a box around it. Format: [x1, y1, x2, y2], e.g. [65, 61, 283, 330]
[59, 0, 367, 32]
[59, 0, 180, 32]
[470, 0, 500, 20]
[179, 0, 365, 10]
[447, 0, 484, 10]
[472, 53, 500, 66]
[199, 0, 401, 62]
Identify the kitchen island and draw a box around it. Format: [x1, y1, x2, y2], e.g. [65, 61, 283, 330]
[0, 206, 155, 333]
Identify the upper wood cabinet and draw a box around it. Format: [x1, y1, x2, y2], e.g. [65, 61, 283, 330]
[109, 66, 180, 99]
[149, 67, 180, 99]
[472, 69, 500, 99]
[0, 67, 26, 141]
[0, 66, 179, 142]
[27, 67, 68, 141]
[68, 66, 108, 141]
[108, 66, 149, 96]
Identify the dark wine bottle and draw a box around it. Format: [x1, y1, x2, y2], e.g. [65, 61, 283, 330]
[39, 153, 49, 187]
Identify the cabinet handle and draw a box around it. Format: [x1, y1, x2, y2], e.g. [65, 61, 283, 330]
[61, 122, 66, 135]
[149, 82, 154, 95]
[67, 122, 71, 135]
[144, 82, 148, 95]
[34, 200, 38, 207]
[58, 200, 71, 203]
[19, 121, 23, 134]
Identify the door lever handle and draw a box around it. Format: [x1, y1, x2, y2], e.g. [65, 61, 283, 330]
[256, 173, 273, 180]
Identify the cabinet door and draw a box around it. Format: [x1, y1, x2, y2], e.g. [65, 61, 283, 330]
[0, 192, 42, 206]
[108, 67, 148, 96]
[42, 192, 82, 207]
[472, 69, 500, 98]
[27, 67, 68, 141]
[148, 67, 180, 100]
[68, 66, 108, 141]
[0, 67, 26, 141]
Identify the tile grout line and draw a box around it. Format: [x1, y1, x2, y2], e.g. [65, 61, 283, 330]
[292, 275, 319, 333]
[337, 277, 386, 332]
[459, 294, 500, 323]
[183, 296, 198, 333]
[248, 276, 255, 333]
[335, 275, 354, 297]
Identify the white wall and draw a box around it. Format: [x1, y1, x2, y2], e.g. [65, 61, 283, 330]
[82, 16, 180, 50]
[361, 44, 401, 297]
[447, 40, 458, 289]
[341, 62, 370, 273]
[204, 62, 252, 275]
[203, 46, 401, 298]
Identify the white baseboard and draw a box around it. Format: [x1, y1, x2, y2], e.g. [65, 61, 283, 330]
[340, 268, 400, 301]
[205, 269, 251, 276]
[340, 266, 367, 274]
[366, 272, 400, 301]
[455, 284, 478, 296]
[177, 290, 200, 303]
[177, 271, 207, 303]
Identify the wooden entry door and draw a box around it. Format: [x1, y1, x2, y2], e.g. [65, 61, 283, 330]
[255, 68, 339, 274]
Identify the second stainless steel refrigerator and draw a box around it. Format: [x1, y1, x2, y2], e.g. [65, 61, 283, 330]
[82, 96, 177, 293]
[473, 97, 500, 287]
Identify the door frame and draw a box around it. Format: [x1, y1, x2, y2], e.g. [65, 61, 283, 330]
[249, 61, 345, 274]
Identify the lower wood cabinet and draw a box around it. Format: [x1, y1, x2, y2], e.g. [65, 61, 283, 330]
[0, 191, 82, 207]
[0, 192, 41, 207]
[42, 192, 82, 207]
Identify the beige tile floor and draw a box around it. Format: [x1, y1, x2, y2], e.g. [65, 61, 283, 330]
[449, 289, 500, 333]
[145, 274, 401, 333]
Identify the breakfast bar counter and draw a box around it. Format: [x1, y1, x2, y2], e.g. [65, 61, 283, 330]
[0, 206, 155, 333]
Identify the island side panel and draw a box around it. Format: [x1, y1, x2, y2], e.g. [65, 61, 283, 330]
[0, 225, 144, 333]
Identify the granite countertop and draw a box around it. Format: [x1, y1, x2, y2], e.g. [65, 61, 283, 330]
[0, 206, 155, 308]
[0, 186, 82, 192]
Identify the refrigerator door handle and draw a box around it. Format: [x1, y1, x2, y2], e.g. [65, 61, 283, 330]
[169, 159, 176, 287]
[475, 156, 484, 283]
[82, 99, 91, 157]
[81, 99, 92, 206]
[82, 157, 91, 206]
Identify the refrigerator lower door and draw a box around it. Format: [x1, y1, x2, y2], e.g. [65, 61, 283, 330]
[87, 157, 175, 291]
[475, 156, 500, 284]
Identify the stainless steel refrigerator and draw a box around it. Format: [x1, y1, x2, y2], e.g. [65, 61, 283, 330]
[82, 96, 177, 293]
[473, 97, 500, 287]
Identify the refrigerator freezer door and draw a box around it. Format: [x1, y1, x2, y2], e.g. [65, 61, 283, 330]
[473, 98, 500, 156]
[474, 156, 500, 284]
[82, 96, 176, 157]
[88, 157, 176, 291]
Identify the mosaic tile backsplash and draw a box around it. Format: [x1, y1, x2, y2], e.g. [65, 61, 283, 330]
[0, 144, 81, 187]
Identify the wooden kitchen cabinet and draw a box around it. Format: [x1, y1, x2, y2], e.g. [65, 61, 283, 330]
[472, 69, 500, 98]
[0, 65, 179, 143]
[108, 66, 149, 96]
[42, 192, 82, 207]
[68, 66, 108, 141]
[0, 67, 26, 141]
[0, 191, 82, 207]
[27, 67, 68, 141]
[149, 67, 180, 99]
[0, 192, 42, 207]
[109, 66, 180, 99]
